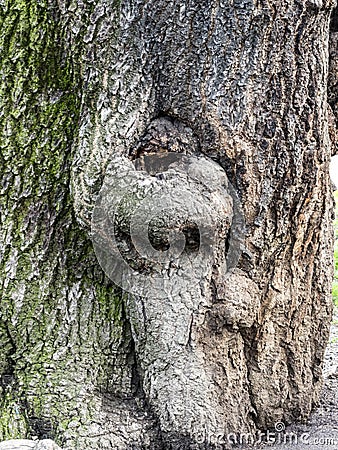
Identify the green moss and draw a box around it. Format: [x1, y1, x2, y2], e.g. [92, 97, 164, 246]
[0, 0, 124, 445]
[332, 281, 338, 307]
[0, 391, 28, 440]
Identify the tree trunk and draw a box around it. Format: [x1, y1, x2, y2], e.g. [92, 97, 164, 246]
[0, 0, 335, 449]
[329, 6, 338, 155]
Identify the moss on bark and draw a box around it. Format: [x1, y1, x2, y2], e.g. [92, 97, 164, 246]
[0, 1, 126, 445]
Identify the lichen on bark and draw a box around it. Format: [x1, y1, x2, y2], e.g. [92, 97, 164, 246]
[0, 1, 133, 447]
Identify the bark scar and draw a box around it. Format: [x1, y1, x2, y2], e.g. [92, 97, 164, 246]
[86, 117, 261, 439]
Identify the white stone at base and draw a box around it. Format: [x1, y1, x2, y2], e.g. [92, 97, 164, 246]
[0, 440, 62, 450]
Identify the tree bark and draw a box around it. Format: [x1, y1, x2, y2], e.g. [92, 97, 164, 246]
[329, 6, 338, 155]
[0, 0, 336, 449]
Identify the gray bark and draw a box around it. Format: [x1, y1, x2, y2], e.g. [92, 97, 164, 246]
[329, 6, 338, 155]
[0, 0, 336, 449]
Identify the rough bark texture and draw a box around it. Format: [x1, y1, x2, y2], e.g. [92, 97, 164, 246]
[0, 1, 150, 449]
[0, 0, 336, 449]
[329, 6, 338, 155]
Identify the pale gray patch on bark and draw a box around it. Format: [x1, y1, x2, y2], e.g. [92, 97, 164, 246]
[90, 151, 258, 439]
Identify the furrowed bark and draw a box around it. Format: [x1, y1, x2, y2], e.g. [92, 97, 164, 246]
[329, 5, 338, 155]
[74, 0, 335, 435]
[0, 0, 336, 449]
[0, 1, 157, 449]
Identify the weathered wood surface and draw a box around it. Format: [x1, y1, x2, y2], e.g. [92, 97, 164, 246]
[0, 0, 336, 449]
